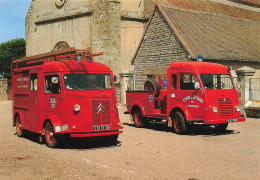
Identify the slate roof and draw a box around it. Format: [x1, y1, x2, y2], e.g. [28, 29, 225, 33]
[159, 5, 260, 61]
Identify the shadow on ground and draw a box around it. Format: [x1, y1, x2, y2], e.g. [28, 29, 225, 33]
[14, 131, 121, 150]
[123, 122, 240, 136]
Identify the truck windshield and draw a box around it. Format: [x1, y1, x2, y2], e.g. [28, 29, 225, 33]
[63, 74, 113, 90]
[200, 74, 234, 90]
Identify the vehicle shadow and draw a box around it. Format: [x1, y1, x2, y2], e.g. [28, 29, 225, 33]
[122, 122, 239, 136]
[14, 131, 121, 150]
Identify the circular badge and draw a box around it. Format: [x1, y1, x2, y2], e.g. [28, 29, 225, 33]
[55, 0, 66, 8]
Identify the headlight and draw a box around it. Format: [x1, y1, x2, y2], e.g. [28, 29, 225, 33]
[212, 106, 218, 113]
[235, 106, 240, 112]
[116, 103, 122, 109]
[74, 104, 80, 112]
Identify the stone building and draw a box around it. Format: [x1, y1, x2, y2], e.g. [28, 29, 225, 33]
[131, 1, 260, 116]
[25, 0, 260, 106]
[26, 0, 156, 103]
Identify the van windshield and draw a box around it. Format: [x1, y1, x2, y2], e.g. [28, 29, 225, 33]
[200, 74, 234, 90]
[63, 74, 113, 90]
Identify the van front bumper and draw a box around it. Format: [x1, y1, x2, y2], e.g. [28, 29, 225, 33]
[203, 117, 246, 125]
[70, 130, 123, 138]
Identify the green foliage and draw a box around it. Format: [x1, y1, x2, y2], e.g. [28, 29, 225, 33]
[0, 38, 25, 75]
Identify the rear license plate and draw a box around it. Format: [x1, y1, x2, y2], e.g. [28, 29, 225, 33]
[93, 125, 110, 131]
[225, 118, 237, 123]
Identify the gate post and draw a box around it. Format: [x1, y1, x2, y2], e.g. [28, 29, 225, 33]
[120, 73, 130, 105]
[0, 78, 8, 101]
[235, 66, 255, 117]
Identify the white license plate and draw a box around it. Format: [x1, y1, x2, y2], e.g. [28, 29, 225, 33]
[93, 125, 110, 131]
[225, 118, 237, 123]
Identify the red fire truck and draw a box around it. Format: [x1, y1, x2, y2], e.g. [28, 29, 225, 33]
[12, 48, 123, 148]
[126, 61, 245, 134]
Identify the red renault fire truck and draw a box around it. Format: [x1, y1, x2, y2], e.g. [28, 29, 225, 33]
[12, 48, 123, 148]
[126, 61, 245, 134]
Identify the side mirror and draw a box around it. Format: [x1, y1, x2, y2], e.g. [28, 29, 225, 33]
[194, 82, 200, 90]
[114, 75, 118, 82]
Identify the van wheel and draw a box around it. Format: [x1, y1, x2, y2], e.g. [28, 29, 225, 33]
[172, 112, 187, 134]
[45, 122, 58, 148]
[144, 78, 160, 97]
[214, 123, 228, 132]
[16, 116, 23, 137]
[132, 110, 145, 128]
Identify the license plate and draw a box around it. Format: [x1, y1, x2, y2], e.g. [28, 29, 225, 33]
[225, 118, 237, 123]
[93, 125, 110, 131]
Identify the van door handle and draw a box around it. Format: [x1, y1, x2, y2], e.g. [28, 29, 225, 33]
[36, 98, 38, 104]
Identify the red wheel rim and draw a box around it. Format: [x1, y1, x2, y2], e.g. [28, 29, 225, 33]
[134, 112, 142, 126]
[174, 116, 180, 132]
[46, 124, 55, 145]
[16, 118, 22, 134]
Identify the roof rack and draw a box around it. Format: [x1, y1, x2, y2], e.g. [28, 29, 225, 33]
[11, 47, 103, 70]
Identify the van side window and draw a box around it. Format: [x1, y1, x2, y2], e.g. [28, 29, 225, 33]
[30, 73, 38, 91]
[180, 74, 197, 90]
[44, 75, 61, 94]
[171, 74, 177, 90]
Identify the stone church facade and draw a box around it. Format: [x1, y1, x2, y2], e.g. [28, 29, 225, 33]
[26, 0, 155, 103]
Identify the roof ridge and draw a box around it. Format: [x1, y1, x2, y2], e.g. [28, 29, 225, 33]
[158, 3, 260, 24]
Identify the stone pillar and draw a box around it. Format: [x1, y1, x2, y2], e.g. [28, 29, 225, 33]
[120, 73, 130, 105]
[235, 66, 256, 117]
[0, 78, 8, 101]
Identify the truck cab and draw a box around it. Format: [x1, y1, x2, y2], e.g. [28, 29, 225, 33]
[12, 48, 123, 147]
[126, 61, 245, 134]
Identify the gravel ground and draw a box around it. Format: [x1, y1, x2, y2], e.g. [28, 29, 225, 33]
[0, 101, 259, 180]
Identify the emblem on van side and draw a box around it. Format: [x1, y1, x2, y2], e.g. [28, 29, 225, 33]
[149, 95, 153, 103]
[50, 97, 56, 108]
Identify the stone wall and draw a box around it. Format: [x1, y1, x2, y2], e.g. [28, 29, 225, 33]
[134, 8, 189, 90]
[0, 78, 8, 101]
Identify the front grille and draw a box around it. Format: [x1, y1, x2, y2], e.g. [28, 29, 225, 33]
[91, 99, 111, 126]
[217, 98, 235, 117]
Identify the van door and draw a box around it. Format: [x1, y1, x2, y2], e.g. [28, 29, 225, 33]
[43, 74, 66, 130]
[177, 73, 204, 120]
[25, 72, 39, 131]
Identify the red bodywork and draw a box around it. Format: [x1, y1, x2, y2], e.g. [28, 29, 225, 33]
[12, 48, 122, 138]
[126, 62, 245, 125]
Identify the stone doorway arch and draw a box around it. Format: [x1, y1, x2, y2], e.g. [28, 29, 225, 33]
[52, 41, 70, 51]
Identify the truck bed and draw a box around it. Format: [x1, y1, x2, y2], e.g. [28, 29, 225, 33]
[126, 90, 165, 118]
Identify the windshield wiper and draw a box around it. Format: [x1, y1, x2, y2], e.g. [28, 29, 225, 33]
[86, 83, 103, 90]
[66, 84, 83, 91]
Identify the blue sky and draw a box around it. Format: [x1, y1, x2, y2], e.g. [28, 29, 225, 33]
[0, 0, 31, 44]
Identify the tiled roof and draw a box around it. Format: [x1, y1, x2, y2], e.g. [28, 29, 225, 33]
[159, 5, 260, 61]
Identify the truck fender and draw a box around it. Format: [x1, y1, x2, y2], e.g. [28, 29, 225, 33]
[13, 110, 25, 127]
[42, 115, 62, 135]
[168, 104, 192, 121]
[130, 101, 146, 118]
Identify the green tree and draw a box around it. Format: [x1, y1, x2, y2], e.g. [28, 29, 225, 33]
[0, 38, 25, 77]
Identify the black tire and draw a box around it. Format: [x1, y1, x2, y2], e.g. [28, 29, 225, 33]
[214, 123, 228, 132]
[44, 122, 58, 148]
[132, 110, 145, 128]
[144, 78, 160, 97]
[16, 115, 24, 137]
[172, 112, 187, 134]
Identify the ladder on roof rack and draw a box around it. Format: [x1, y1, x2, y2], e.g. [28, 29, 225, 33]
[11, 48, 103, 70]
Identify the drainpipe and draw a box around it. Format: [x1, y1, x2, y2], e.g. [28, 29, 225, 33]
[131, 64, 135, 90]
